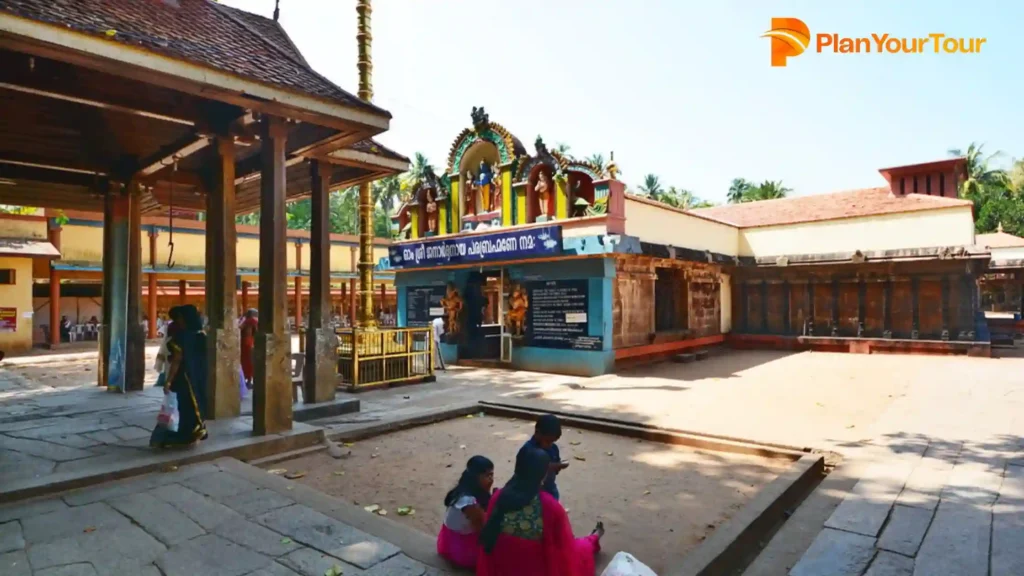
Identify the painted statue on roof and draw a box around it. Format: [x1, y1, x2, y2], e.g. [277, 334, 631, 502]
[476, 161, 495, 213]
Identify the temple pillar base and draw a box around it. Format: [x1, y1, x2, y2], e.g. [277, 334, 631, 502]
[206, 327, 241, 419]
[304, 328, 338, 404]
[253, 331, 292, 435]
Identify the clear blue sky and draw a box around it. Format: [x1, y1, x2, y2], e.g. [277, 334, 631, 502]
[222, 0, 1022, 203]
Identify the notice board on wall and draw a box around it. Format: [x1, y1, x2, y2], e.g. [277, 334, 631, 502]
[406, 285, 446, 327]
[0, 308, 16, 333]
[524, 279, 601, 350]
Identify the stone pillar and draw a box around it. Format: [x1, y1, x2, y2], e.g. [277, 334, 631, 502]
[48, 223, 61, 349]
[303, 160, 338, 404]
[203, 135, 242, 419]
[125, 183, 145, 391]
[253, 116, 292, 435]
[147, 229, 158, 339]
[101, 183, 132, 391]
[178, 279, 187, 304]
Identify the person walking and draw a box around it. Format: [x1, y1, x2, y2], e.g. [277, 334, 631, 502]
[431, 315, 446, 371]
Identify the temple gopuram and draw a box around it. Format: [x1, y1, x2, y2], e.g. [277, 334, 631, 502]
[386, 110, 999, 376]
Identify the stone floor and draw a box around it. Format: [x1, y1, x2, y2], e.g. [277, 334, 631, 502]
[0, 458, 448, 576]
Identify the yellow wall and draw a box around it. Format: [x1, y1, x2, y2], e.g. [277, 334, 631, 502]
[154, 230, 206, 268]
[738, 206, 975, 258]
[624, 198, 740, 256]
[719, 273, 732, 333]
[0, 219, 46, 240]
[237, 236, 261, 269]
[0, 257, 35, 352]
[60, 225, 105, 263]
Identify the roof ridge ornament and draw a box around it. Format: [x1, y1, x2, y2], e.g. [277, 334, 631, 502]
[471, 107, 489, 133]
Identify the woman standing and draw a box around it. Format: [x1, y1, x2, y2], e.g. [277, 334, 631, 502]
[150, 305, 208, 449]
[239, 309, 258, 390]
[477, 448, 604, 576]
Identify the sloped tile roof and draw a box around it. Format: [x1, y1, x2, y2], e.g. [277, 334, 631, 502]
[976, 231, 1024, 249]
[690, 187, 972, 228]
[348, 139, 409, 164]
[0, 0, 388, 116]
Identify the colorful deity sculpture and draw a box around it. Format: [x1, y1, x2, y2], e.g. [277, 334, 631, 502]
[506, 283, 529, 337]
[424, 189, 438, 235]
[440, 282, 463, 337]
[476, 161, 496, 213]
[535, 171, 552, 220]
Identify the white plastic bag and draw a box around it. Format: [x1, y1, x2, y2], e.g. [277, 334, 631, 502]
[157, 393, 179, 433]
[600, 552, 658, 576]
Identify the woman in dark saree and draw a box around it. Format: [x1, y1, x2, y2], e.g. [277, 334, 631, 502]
[150, 304, 208, 448]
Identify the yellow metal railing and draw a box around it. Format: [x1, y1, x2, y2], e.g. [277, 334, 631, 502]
[336, 327, 434, 389]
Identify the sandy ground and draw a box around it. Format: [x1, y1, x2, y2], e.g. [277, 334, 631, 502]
[271, 414, 791, 573]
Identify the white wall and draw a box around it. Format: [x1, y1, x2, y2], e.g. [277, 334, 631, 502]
[738, 207, 975, 258]
[624, 198, 739, 256]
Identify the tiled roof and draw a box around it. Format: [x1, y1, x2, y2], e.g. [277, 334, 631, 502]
[348, 139, 409, 164]
[690, 187, 972, 228]
[976, 231, 1024, 249]
[0, 0, 387, 116]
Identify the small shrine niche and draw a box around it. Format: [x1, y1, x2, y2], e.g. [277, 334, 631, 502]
[415, 185, 444, 237]
[460, 140, 501, 228]
[569, 172, 596, 217]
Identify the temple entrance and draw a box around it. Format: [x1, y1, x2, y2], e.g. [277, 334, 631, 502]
[459, 269, 507, 361]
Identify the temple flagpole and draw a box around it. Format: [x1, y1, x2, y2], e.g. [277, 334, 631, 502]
[356, 0, 376, 328]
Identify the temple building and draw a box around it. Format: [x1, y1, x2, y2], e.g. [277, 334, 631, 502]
[387, 114, 997, 376]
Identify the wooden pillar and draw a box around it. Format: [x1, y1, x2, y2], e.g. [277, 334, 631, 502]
[883, 279, 892, 337]
[348, 278, 356, 326]
[380, 283, 386, 316]
[857, 280, 867, 337]
[303, 160, 338, 404]
[178, 279, 187, 304]
[760, 280, 768, 333]
[965, 274, 977, 339]
[125, 183, 145, 391]
[830, 278, 840, 336]
[99, 183, 115, 386]
[147, 229, 158, 339]
[940, 276, 951, 340]
[48, 223, 61, 349]
[911, 276, 920, 338]
[738, 282, 748, 333]
[340, 282, 348, 322]
[204, 135, 241, 419]
[293, 242, 303, 333]
[782, 280, 791, 335]
[241, 281, 250, 312]
[254, 115, 292, 435]
[806, 279, 815, 335]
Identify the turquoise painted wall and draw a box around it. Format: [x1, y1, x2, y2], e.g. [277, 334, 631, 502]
[395, 256, 615, 376]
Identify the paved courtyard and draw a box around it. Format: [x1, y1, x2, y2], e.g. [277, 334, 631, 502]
[0, 458, 448, 576]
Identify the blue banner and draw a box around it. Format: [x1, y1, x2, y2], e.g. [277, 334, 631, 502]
[389, 226, 562, 269]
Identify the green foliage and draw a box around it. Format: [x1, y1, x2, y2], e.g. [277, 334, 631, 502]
[726, 178, 791, 203]
[950, 143, 1023, 234]
[635, 176, 715, 209]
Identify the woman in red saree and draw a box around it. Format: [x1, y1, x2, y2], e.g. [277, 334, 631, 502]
[239, 309, 258, 389]
[477, 448, 604, 576]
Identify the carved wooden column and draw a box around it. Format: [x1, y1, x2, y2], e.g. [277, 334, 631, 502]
[178, 279, 187, 305]
[782, 280, 791, 335]
[293, 241, 303, 335]
[911, 276, 920, 339]
[125, 183, 145, 391]
[738, 282, 748, 333]
[204, 135, 241, 418]
[147, 229, 158, 339]
[254, 115, 292, 435]
[303, 160, 338, 404]
[830, 278, 840, 337]
[760, 280, 768, 333]
[940, 276, 951, 340]
[857, 279, 867, 337]
[883, 279, 893, 338]
[99, 182, 115, 386]
[348, 278, 356, 326]
[806, 279, 815, 335]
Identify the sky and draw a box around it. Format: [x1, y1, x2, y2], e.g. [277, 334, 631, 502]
[221, 0, 1022, 204]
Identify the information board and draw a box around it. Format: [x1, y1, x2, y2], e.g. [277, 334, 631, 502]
[0, 308, 16, 333]
[389, 226, 562, 269]
[524, 280, 601, 350]
[406, 285, 447, 327]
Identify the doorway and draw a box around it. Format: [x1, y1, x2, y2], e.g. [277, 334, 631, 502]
[459, 269, 506, 361]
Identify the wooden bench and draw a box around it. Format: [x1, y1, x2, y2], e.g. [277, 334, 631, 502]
[291, 353, 304, 404]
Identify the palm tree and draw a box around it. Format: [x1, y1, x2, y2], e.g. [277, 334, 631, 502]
[638, 174, 663, 197]
[372, 175, 401, 214]
[399, 152, 435, 201]
[727, 178, 755, 204]
[555, 143, 571, 155]
[751, 180, 791, 201]
[949, 143, 1008, 202]
[586, 154, 606, 173]
[1009, 158, 1024, 196]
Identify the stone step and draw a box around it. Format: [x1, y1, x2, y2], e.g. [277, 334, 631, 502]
[671, 353, 696, 364]
[695, 349, 710, 360]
